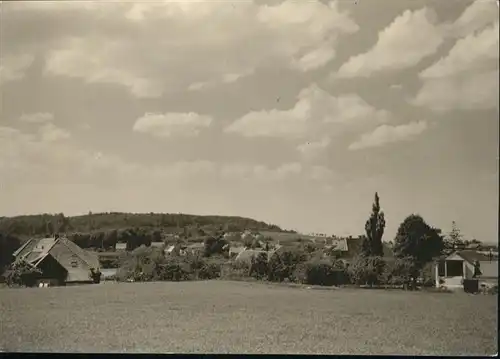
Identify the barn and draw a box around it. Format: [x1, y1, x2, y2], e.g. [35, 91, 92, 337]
[12, 236, 101, 287]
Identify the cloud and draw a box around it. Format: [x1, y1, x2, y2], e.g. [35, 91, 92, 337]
[0, 54, 34, 85]
[335, 8, 444, 78]
[2, 0, 358, 97]
[348, 121, 428, 150]
[225, 84, 389, 139]
[220, 162, 302, 182]
[297, 137, 331, 160]
[420, 22, 499, 78]
[410, 4, 499, 113]
[38, 123, 71, 142]
[445, 0, 499, 38]
[411, 70, 499, 112]
[133, 112, 213, 138]
[19, 112, 55, 124]
[308, 165, 335, 181]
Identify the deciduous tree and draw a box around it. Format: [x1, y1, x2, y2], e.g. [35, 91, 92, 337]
[393, 214, 444, 287]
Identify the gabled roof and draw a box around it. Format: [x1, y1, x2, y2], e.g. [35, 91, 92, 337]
[13, 236, 100, 270]
[13, 238, 36, 257]
[15, 237, 59, 264]
[58, 237, 100, 269]
[329, 238, 349, 252]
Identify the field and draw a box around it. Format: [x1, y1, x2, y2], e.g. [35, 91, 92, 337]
[0, 281, 497, 355]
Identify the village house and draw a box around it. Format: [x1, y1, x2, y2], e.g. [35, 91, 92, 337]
[150, 241, 165, 249]
[115, 242, 127, 251]
[434, 250, 498, 289]
[12, 236, 101, 287]
[186, 242, 205, 255]
[164, 243, 186, 256]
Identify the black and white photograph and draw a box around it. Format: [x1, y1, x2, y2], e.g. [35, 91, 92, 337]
[0, 0, 498, 355]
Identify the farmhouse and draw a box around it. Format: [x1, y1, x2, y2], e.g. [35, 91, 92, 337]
[434, 250, 498, 289]
[12, 236, 101, 286]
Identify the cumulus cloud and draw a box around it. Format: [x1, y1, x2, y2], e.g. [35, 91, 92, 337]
[38, 123, 71, 142]
[348, 121, 428, 150]
[19, 112, 54, 124]
[0, 54, 34, 85]
[411, 70, 499, 112]
[335, 8, 444, 78]
[225, 84, 389, 139]
[409, 2, 499, 113]
[220, 162, 302, 182]
[308, 165, 335, 181]
[420, 22, 499, 78]
[2, 0, 358, 97]
[297, 137, 331, 160]
[133, 112, 213, 138]
[445, 0, 499, 38]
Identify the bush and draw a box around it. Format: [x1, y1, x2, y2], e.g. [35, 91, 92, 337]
[267, 248, 308, 282]
[197, 262, 221, 280]
[295, 259, 348, 286]
[220, 261, 253, 281]
[4, 260, 42, 287]
[348, 256, 386, 287]
[249, 252, 268, 279]
[156, 259, 192, 281]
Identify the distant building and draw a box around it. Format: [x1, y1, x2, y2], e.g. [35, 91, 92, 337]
[150, 241, 165, 249]
[165, 243, 185, 256]
[12, 237, 101, 287]
[115, 243, 127, 251]
[186, 243, 205, 255]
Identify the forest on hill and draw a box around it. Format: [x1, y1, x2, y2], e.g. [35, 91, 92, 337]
[0, 212, 285, 238]
[0, 212, 287, 271]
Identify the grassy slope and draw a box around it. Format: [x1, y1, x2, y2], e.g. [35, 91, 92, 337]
[0, 281, 497, 355]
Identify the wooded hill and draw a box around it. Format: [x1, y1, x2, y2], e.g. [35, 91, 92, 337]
[0, 212, 286, 239]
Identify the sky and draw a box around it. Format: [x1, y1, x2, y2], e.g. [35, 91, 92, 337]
[0, 0, 498, 243]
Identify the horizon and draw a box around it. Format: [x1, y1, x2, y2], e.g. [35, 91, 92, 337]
[1, 0, 498, 245]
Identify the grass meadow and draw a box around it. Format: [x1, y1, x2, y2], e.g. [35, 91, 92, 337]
[0, 280, 497, 355]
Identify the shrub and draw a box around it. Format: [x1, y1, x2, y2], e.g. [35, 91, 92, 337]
[220, 261, 252, 281]
[295, 259, 348, 286]
[249, 252, 268, 279]
[156, 259, 192, 281]
[348, 256, 386, 287]
[4, 260, 42, 287]
[197, 262, 221, 280]
[267, 249, 307, 282]
[89, 268, 101, 284]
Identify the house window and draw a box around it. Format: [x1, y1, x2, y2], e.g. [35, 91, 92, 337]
[70, 260, 78, 268]
[446, 260, 463, 277]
